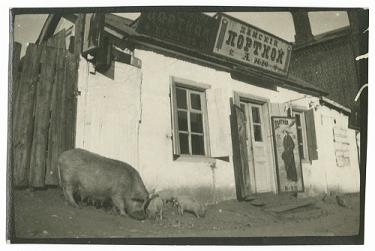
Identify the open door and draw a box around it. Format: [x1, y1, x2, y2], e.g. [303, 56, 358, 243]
[230, 96, 252, 200]
[241, 102, 274, 193]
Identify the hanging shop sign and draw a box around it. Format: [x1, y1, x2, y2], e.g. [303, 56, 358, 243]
[82, 13, 105, 55]
[271, 117, 304, 193]
[136, 12, 219, 52]
[213, 13, 293, 76]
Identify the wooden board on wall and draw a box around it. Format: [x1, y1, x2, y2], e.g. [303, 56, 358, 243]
[12, 44, 43, 187]
[13, 25, 80, 188]
[65, 54, 79, 151]
[12, 42, 22, 100]
[45, 31, 67, 185]
[229, 94, 252, 200]
[29, 44, 58, 187]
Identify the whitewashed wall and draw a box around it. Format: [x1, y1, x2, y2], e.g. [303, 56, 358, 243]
[74, 49, 360, 202]
[303, 106, 360, 194]
[75, 59, 142, 168]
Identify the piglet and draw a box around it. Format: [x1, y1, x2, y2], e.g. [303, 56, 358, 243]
[146, 194, 164, 220]
[175, 195, 206, 218]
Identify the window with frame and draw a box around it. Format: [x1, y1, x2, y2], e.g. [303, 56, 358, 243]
[292, 110, 309, 160]
[171, 82, 209, 156]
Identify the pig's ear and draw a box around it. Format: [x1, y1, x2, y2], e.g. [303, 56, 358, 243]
[143, 197, 152, 210]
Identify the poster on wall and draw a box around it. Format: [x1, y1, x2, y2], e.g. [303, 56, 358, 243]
[271, 117, 304, 192]
[333, 127, 351, 167]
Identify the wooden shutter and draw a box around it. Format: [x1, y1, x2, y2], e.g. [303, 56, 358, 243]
[304, 109, 318, 160]
[230, 92, 251, 200]
[170, 82, 179, 156]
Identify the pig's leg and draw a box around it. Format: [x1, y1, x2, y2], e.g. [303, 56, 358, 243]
[194, 211, 200, 218]
[178, 206, 184, 216]
[112, 195, 127, 216]
[64, 184, 80, 208]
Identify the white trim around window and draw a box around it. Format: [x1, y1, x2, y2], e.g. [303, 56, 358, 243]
[170, 76, 211, 158]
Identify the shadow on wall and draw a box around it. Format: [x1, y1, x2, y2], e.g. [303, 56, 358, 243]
[93, 58, 115, 80]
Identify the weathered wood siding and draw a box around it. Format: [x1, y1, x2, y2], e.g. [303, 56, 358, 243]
[13, 44, 43, 187]
[12, 25, 80, 187]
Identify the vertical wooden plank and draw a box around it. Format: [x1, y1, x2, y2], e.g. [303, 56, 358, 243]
[56, 52, 78, 162]
[12, 44, 42, 187]
[230, 94, 251, 201]
[54, 13, 85, 155]
[230, 98, 242, 199]
[45, 31, 67, 185]
[11, 43, 22, 167]
[64, 53, 78, 151]
[56, 55, 69, 160]
[74, 14, 85, 62]
[11, 42, 22, 100]
[235, 105, 251, 197]
[29, 45, 58, 188]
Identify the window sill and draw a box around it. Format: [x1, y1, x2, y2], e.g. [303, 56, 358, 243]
[173, 154, 216, 163]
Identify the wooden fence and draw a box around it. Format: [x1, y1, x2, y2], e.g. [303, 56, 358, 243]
[12, 27, 80, 188]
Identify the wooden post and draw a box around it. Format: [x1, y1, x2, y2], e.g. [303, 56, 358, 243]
[65, 13, 84, 149]
[11, 42, 22, 102]
[12, 44, 42, 187]
[29, 44, 58, 188]
[229, 95, 252, 201]
[74, 14, 85, 62]
[64, 54, 78, 151]
[45, 31, 66, 185]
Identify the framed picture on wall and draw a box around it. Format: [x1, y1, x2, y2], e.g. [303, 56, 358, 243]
[271, 116, 304, 193]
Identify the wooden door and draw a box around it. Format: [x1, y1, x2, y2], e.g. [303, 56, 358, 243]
[230, 96, 252, 200]
[242, 102, 273, 193]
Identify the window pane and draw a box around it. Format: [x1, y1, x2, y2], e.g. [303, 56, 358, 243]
[296, 128, 304, 158]
[295, 114, 301, 126]
[253, 125, 263, 142]
[176, 88, 187, 109]
[190, 93, 201, 110]
[179, 133, 189, 154]
[251, 107, 261, 123]
[191, 135, 205, 155]
[178, 111, 188, 131]
[190, 112, 203, 133]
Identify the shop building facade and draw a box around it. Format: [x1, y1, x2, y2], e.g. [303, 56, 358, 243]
[14, 12, 360, 203]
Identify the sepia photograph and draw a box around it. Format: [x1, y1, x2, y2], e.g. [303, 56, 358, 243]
[6, 3, 369, 245]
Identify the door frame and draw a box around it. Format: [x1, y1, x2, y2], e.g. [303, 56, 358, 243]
[235, 91, 278, 194]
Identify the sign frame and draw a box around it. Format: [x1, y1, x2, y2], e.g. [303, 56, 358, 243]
[271, 116, 305, 193]
[213, 13, 293, 76]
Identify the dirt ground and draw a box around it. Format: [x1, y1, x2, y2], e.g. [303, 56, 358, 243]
[12, 188, 360, 239]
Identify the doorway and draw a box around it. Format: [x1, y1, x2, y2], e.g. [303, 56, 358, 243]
[240, 101, 274, 193]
